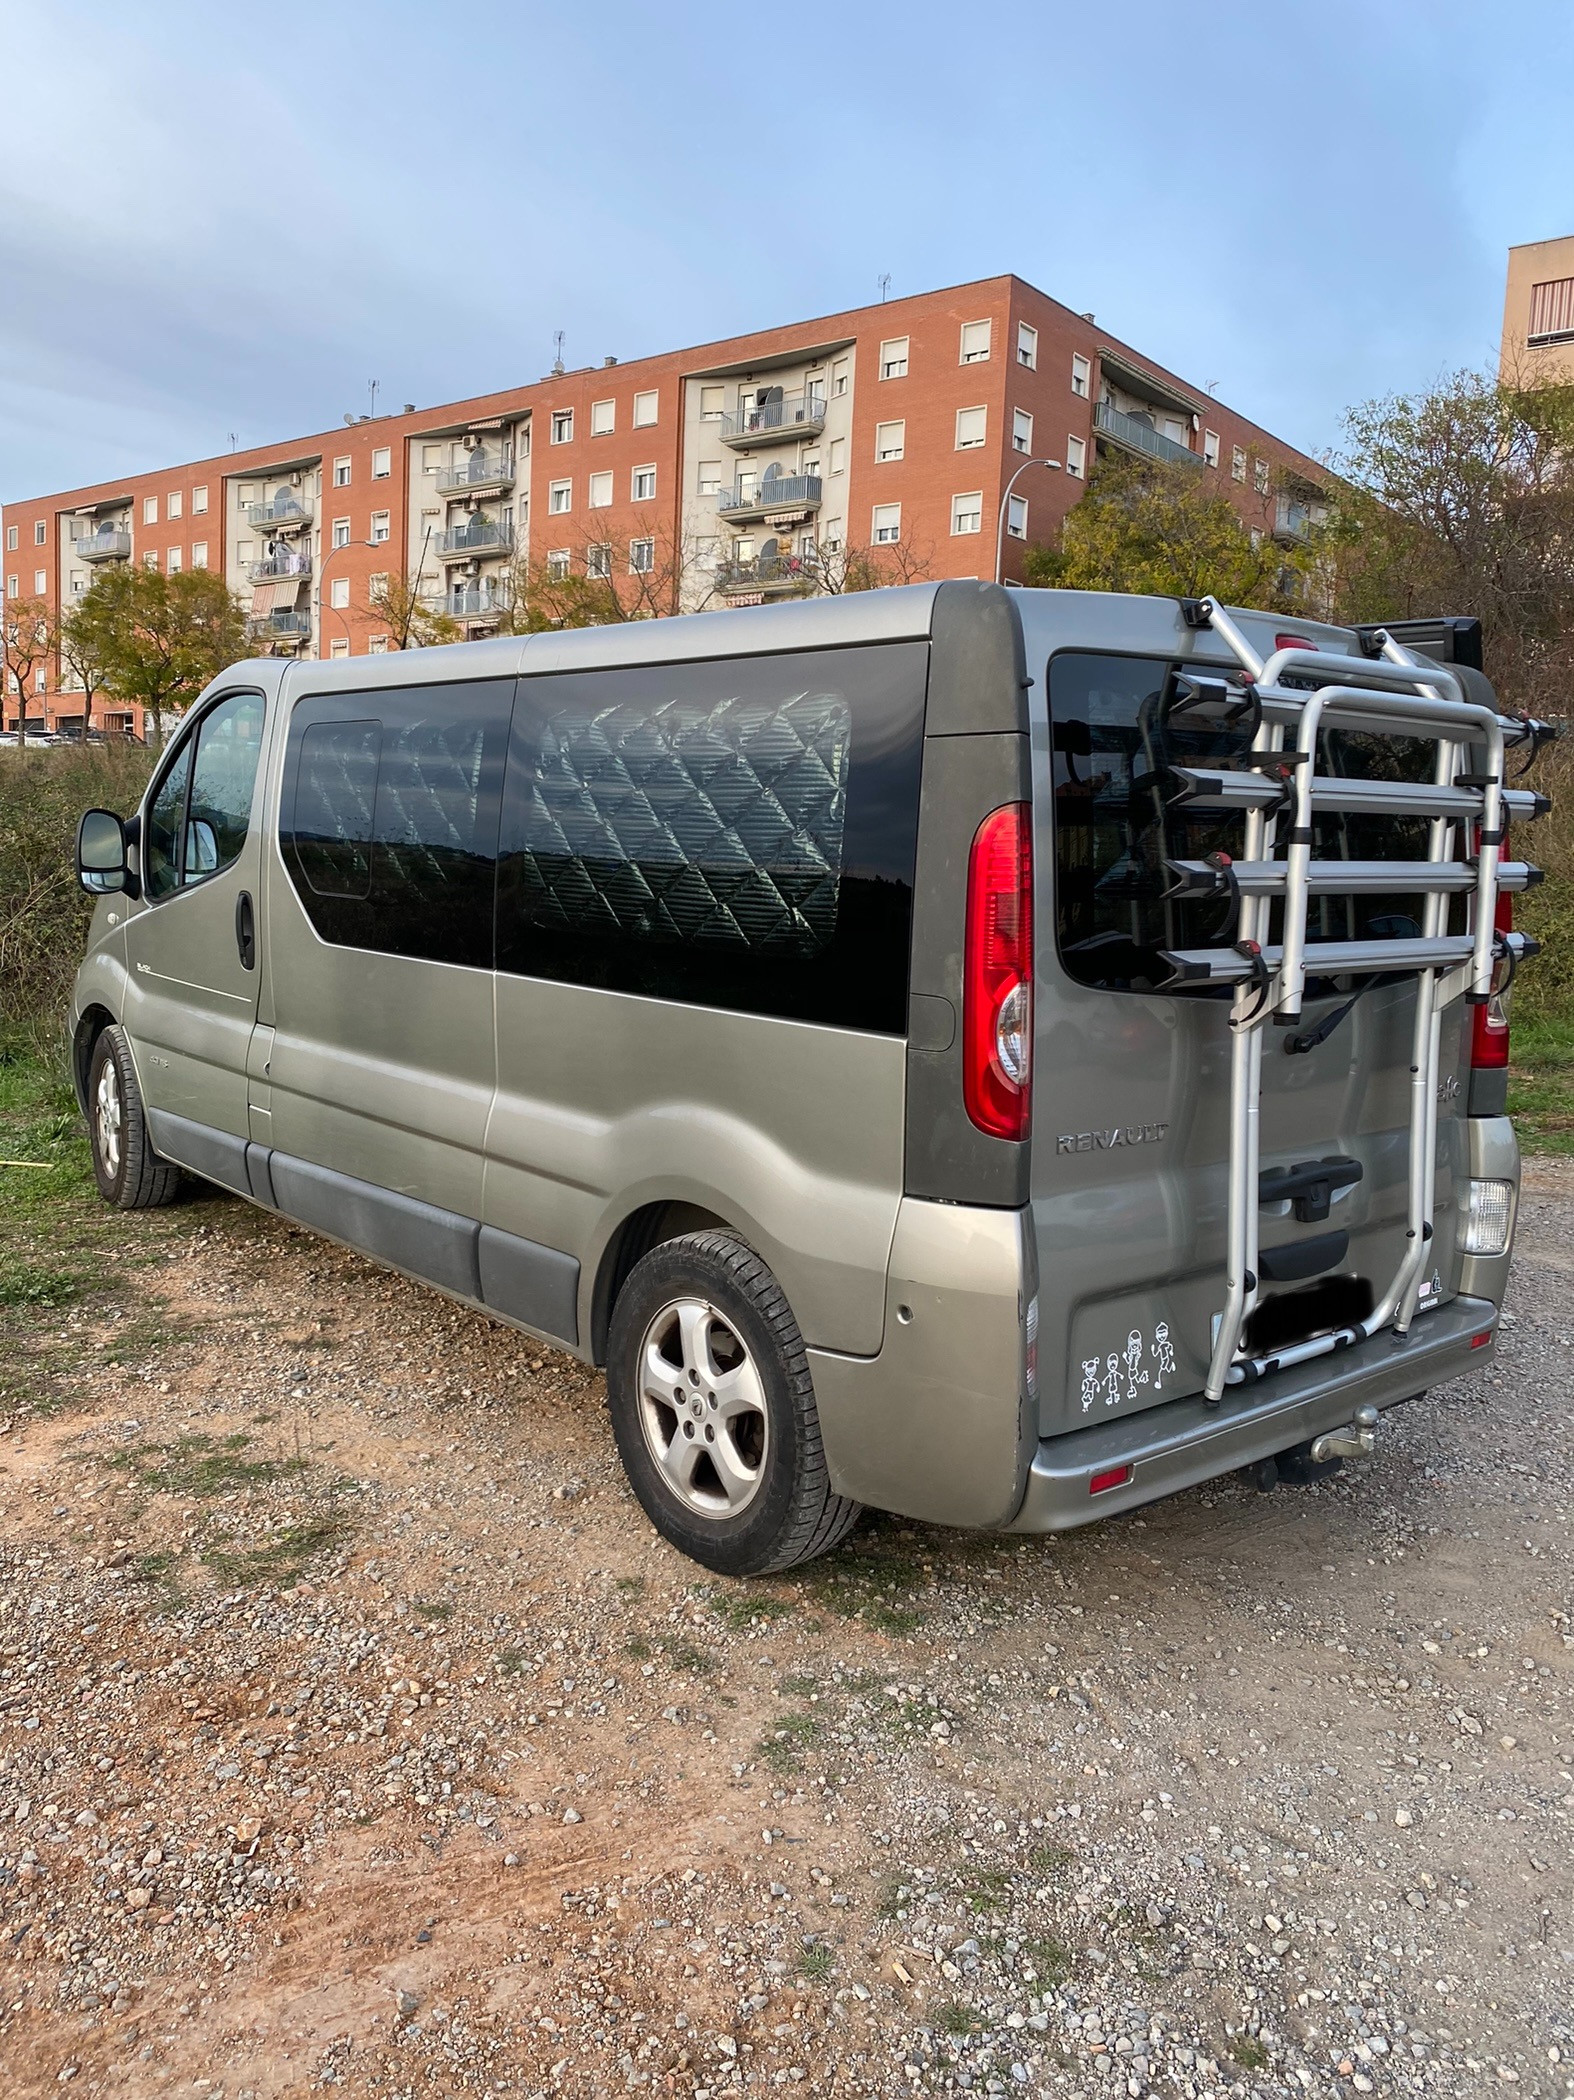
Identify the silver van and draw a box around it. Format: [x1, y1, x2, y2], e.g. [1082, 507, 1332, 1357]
[70, 584, 1548, 1575]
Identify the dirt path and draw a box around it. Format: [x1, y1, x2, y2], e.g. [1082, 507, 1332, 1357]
[0, 1177, 1570, 2099]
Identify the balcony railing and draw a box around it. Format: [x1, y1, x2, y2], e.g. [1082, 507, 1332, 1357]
[449, 587, 509, 619]
[716, 473, 822, 522]
[248, 609, 312, 640]
[74, 528, 132, 563]
[1274, 498, 1318, 544]
[435, 449, 515, 496]
[437, 518, 515, 561]
[719, 392, 827, 449]
[247, 495, 313, 530]
[248, 550, 312, 582]
[1092, 401, 1201, 468]
[715, 554, 818, 599]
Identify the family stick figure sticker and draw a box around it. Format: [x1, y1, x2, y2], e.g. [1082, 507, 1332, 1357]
[1079, 1321, 1178, 1412]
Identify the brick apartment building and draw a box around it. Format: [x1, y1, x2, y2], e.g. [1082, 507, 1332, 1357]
[2, 272, 1327, 738]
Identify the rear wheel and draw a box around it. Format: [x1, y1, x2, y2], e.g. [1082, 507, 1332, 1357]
[87, 1025, 182, 1210]
[606, 1231, 861, 1576]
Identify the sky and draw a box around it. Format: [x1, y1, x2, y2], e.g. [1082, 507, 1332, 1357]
[3, 0, 1573, 503]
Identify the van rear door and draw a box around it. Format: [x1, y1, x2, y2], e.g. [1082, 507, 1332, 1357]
[1021, 594, 1463, 1437]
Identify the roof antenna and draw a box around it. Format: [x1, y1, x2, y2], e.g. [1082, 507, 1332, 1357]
[369, 378, 380, 419]
[551, 330, 566, 376]
[228, 432, 238, 452]
[877, 272, 892, 303]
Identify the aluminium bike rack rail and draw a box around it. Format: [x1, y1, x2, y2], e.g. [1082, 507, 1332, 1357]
[1165, 598, 1552, 1403]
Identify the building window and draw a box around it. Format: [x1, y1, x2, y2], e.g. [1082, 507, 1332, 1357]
[193, 485, 208, 513]
[959, 320, 992, 364]
[586, 542, 612, 578]
[699, 385, 724, 422]
[632, 464, 656, 501]
[951, 491, 983, 536]
[875, 420, 906, 463]
[831, 358, 850, 397]
[1012, 408, 1033, 455]
[369, 572, 389, 598]
[5, 574, 16, 596]
[879, 336, 909, 380]
[167, 492, 182, 520]
[872, 503, 901, 545]
[1071, 353, 1091, 399]
[368, 635, 388, 654]
[422, 444, 441, 472]
[632, 390, 658, 428]
[334, 458, 352, 487]
[1254, 457, 1270, 494]
[697, 460, 722, 496]
[329, 577, 350, 610]
[237, 541, 253, 565]
[330, 638, 350, 658]
[370, 510, 390, 544]
[1232, 446, 1247, 483]
[1065, 434, 1086, 479]
[166, 550, 181, 575]
[143, 552, 159, 570]
[372, 447, 391, 479]
[955, 405, 987, 450]
[1017, 322, 1038, 370]
[143, 496, 159, 524]
[550, 409, 574, 444]
[4, 527, 14, 550]
[1005, 495, 1028, 540]
[1528, 276, 1574, 342]
[34, 568, 47, 592]
[332, 517, 351, 549]
[1203, 428, 1220, 468]
[192, 541, 208, 569]
[588, 471, 613, 509]
[547, 550, 570, 581]
[828, 437, 847, 475]
[33, 520, 46, 545]
[549, 479, 572, 514]
[34, 666, 45, 694]
[629, 537, 654, 574]
[591, 398, 615, 437]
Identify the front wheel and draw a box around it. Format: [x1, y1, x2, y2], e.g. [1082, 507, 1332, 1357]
[606, 1231, 861, 1576]
[87, 1025, 182, 1210]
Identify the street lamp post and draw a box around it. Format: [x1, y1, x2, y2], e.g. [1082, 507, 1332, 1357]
[994, 456, 1062, 586]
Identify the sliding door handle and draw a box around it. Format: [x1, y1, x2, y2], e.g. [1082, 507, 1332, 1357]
[235, 889, 256, 971]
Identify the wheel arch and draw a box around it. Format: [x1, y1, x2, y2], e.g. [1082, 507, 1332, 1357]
[72, 1003, 118, 1116]
[588, 1199, 738, 1366]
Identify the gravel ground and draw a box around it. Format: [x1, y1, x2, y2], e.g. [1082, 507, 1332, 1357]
[1, 1166, 1570, 2100]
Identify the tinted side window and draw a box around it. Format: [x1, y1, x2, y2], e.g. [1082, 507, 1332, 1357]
[497, 641, 927, 1032]
[142, 690, 266, 901]
[280, 681, 512, 967]
[1047, 650, 1443, 994]
[144, 741, 191, 901]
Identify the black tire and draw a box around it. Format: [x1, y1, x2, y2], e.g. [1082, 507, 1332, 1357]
[87, 1025, 182, 1211]
[606, 1230, 861, 1577]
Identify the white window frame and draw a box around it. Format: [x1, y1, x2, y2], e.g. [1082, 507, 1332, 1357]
[698, 385, 724, 423]
[587, 471, 614, 509]
[371, 447, 391, 480]
[143, 496, 159, 524]
[1065, 434, 1086, 479]
[368, 635, 388, 654]
[34, 568, 48, 593]
[1254, 458, 1271, 494]
[1231, 446, 1247, 484]
[548, 479, 572, 515]
[631, 464, 656, 501]
[1203, 429, 1220, 468]
[167, 492, 182, 520]
[872, 503, 901, 545]
[874, 420, 906, 463]
[550, 409, 574, 445]
[370, 510, 391, 544]
[1005, 494, 1028, 541]
[369, 572, 389, 598]
[329, 577, 350, 609]
[192, 541, 209, 570]
[959, 319, 992, 365]
[421, 444, 442, 473]
[697, 460, 722, 496]
[548, 549, 570, 580]
[954, 405, 987, 451]
[828, 437, 847, 476]
[332, 517, 351, 549]
[1012, 407, 1033, 455]
[879, 336, 909, 380]
[192, 485, 208, 515]
[1016, 322, 1038, 370]
[4, 527, 15, 551]
[1071, 353, 1091, 399]
[951, 491, 984, 536]
[629, 537, 655, 575]
[333, 457, 352, 487]
[165, 550, 181, 575]
[330, 637, 350, 659]
[586, 541, 612, 578]
[590, 398, 616, 437]
[632, 390, 658, 428]
[831, 359, 850, 398]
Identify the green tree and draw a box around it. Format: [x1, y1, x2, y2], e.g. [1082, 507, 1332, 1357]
[61, 564, 247, 739]
[368, 569, 462, 650]
[1022, 453, 1314, 609]
[2, 596, 55, 745]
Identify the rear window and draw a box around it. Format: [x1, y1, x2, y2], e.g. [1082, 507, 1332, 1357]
[1047, 650, 1446, 994]
[496, 641, 927, 1032]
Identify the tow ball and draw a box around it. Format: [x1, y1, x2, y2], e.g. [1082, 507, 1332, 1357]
[1249, 1404, 1380, 1491]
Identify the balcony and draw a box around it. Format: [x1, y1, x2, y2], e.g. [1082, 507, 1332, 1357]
[437, 517, 515, 563]
[1273, 494, 1321, 545]
[248, 609, 312, 642]
[247, 494, 313, 532]
[435, 448, 515, 497]
[719, 392, 827, 450]
[1093, 401, 1201, 469]
[715, 554, 818, 603]
[74, 526, 132, 563]
[449, 586, 509, 622]
[716, 473, 822, 523]
[248, 549, 312, 583]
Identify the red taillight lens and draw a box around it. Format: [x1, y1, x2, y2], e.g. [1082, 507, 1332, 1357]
[1274, 632, 1316, 653]
[1470, 831, 1513, 1072]
[963, 802, 1033, 1140]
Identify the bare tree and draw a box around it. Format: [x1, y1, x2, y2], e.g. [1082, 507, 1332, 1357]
[501, 521, 720, 630]
[2, 597, 56, 746]
[813, 531, 941, 595]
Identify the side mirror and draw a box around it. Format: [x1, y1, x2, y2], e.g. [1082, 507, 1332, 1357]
[185, 817, 218, 876]
[77, 809, 130, 895]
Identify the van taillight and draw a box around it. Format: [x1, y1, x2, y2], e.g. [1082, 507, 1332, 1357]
[963, 803, 1033, 1141]
[1470, 876, 1514, 1072]
[1274, 632, 1316, 653]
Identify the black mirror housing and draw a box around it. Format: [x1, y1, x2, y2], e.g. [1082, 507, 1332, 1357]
[76, 808, 134, 896]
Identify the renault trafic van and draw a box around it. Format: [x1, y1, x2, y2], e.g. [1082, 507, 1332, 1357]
[70, 583, 1549, 1575]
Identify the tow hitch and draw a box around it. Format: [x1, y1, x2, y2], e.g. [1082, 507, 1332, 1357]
[1249, 1403, 1380, 1491]
[1309, 1404, 1380, 1465]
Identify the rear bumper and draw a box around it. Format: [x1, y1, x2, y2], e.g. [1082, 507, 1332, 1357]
[1006, 1292, 1497, 1532]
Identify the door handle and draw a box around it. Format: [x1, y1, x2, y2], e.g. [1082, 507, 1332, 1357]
[235, 889, 256, 971]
